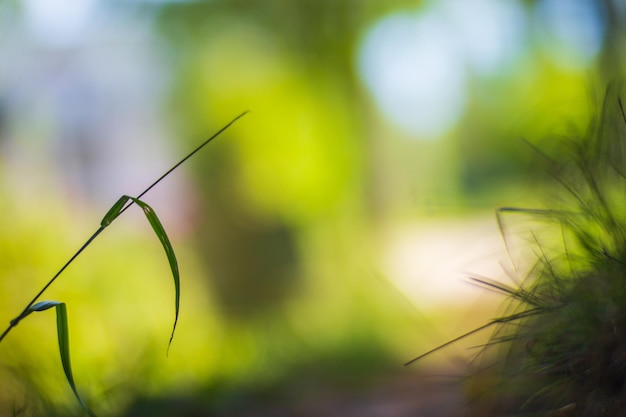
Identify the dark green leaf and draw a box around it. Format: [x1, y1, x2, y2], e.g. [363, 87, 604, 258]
[129, 197, 180, 354]
[30, 301, 97, 416]
[55, 303, 97, 417]
[100, 195, 131, 227]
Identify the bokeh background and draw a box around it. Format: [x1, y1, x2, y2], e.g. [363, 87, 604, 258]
[0, 0, 624, 416]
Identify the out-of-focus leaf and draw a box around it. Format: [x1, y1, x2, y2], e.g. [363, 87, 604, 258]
[100, 195, 131, 227]
[128, 196, 180, 354]
[28, 301, 97, 417]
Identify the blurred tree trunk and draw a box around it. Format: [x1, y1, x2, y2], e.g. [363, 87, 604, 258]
[192, 146, 301, 320]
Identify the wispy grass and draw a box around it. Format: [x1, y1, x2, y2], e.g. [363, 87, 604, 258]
[407, 85, 626, 416]
[0, 111, 247, 416]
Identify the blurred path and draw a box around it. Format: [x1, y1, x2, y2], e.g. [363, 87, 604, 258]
[384, 215, 507, 310]
[124, 368, 467, 417]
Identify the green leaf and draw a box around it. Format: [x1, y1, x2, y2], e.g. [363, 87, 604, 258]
[100, 195, 131, 227]
[30, 300, 61, 312]
[29, 301, 97, 417]
[128, 196, 180, 354]
[11, 300, 59, 325]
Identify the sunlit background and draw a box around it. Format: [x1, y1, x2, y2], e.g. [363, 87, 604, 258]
[0, 0, 624, 415]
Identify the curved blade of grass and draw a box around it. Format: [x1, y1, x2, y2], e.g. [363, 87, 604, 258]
[27, 301, 96, 417]
[404, 307, 545, 366]
[100, 195, 132, 227]
[29, 300, 62, 312]
[127, 196, 180, 354]
[11, 300, 60, 324]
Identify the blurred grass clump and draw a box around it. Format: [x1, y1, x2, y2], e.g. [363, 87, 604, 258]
[466, 85, 626, 417]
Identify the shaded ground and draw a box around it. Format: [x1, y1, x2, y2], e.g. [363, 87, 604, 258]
[123, 368, 468, 417]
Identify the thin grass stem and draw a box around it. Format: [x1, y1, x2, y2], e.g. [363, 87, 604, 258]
[0, 111, 248, 345]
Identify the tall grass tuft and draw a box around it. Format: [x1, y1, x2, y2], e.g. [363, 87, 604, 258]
[408, 85, 626, 417]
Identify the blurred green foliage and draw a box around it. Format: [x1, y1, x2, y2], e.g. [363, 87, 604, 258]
[0, 0, 625, 415]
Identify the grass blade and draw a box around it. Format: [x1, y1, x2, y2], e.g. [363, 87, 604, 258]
[404, 307, 545, 366]
[100, 196, 132, 227]
[27, 301, 96, 417]
[0, 112, 249, 414]
[30, 300, 62, 312]
[56, 303, 96, 417]
[135, 111, 249, 201]
[128, 196, 180, 354]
